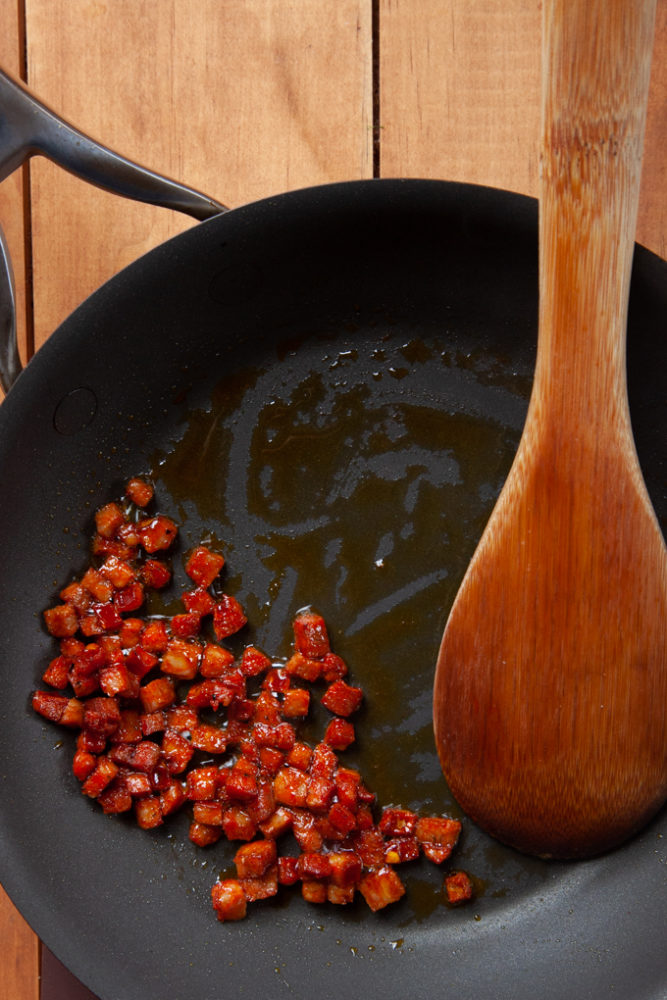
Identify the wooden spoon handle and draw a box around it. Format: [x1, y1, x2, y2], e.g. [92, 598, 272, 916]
[536, 0, 656, 428]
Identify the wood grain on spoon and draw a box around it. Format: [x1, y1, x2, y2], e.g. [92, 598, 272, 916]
[433, 0, 667, 859]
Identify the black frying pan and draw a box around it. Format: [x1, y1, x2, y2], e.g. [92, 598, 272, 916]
[0, 77, 665, 1000]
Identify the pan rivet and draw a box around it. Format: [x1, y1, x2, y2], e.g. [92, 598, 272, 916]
[53, 386, 98, 435]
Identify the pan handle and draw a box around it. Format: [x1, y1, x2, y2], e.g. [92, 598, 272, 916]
[0, 67, 227, 394]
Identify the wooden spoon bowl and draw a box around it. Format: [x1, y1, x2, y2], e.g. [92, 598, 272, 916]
[433, 0, 667, 859]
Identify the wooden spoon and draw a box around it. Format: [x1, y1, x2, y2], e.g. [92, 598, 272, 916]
[433, 0, 667, 859]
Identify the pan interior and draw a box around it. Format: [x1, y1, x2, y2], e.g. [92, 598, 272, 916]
[0, 180, 664, 1000]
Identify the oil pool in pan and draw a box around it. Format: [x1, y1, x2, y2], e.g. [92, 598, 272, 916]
[146, 323, 556, 925]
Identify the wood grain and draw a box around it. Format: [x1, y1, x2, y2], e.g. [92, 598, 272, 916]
[0, 0, 28, 402]
[0, 0, 664, 994]
[0, 885, 39, 1000]
[433, 0, 667, 859]
[0, 11, 39, 995]
[25, 0, 373, 349]
[379, 0, 667, 257]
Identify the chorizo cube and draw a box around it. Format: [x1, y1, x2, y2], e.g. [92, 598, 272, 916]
[222, 806, 257, 842]
[273, 766, 308, 808]
[321, 652, 348, 682]
[301, 880, 327, 904]
[292, 610, 330, 659]
[384, 837, 420, 864]
[42, 655, 70, 690]
[323, 717, 355, 750]
[170, 612, 202, 639]
[181, 587, 216, 616]
[81, 756, 119, 798]
[296, 852, 332, 881]
[327, 884, 356, 905]
[185, 546, 225, 588]
[99, 555, 136, 589]
[81, 568, 114, 603]
[321, 679, 363, 717]
[193, 801, 225, 826]
[98, 783, 133, 814]
[140, 559, 172, 590]
[139, 676, 176, 713]
[139, 621, 170, 656]
[306, 775, 335, 813]
[43, 604, 79, 638]
[286, 742, 312, 772]
[190, 723, 227, 754]
[83, 696, 121, 736]
[284, 652, 321, 683]
[95, 502, 125, 539]
[200, 643, 235, 678]
[186, 766, 219, 801]
[72, 749, 97, 782]
[138, 515, 178, 553]
[211, 879, 247, 922]
[161, 729, 194, 774]
[327, 851, 362, 887]
[359, 867, 406, 912]
[328, 802, 357, 835]
[281, 688, 310, 718]
[126, 646, 159, 680]
[234, 839, 277, 879]
[277, 856, 299, 886]
[240, 646, 271, 677]
[139, 710, 167, 736]
[189, 821, 222, 847]
[258, 806, 293, 840]
[161, 639, 201, 680]
[212, 595, 247, 639]
[159, 780, 188, 817]
[379, 808, 418, 838]
[240, 865, 278, 902]
[444, 870, 474, 905]
[415, 816, 462, 864]
[125, 477, 154, 508]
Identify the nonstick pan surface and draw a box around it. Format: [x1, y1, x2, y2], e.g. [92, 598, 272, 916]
[0, 179, 665, 1000]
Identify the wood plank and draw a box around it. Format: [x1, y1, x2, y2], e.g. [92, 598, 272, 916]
[25, 0, 373, 349]
[0, 6, 40, 988]
[379, 0, 666, 257]
[0, 886, 39, 1000]
[0, 0, 29, 402]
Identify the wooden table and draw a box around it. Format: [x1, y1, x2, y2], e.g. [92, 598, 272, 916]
[0, 2, 664, 997]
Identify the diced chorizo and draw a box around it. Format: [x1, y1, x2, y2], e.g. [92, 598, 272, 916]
[292, 610, 330, 659]
[185, 768, 220, 803]
[359, 867, 406, 912]
[140, 560, 171, 590]
[137, 515, 178, 553]
[273, 766, 308, 807]
[94, 502, 125, 539]
[444, 870, 474, 905]
[212, 595, 247, 639]
[125, 477, 154, 508]
[200, 643, 235, 678]
[185, 546, 225, 588]
[415, 816, 462, 864]
[211, 880, 247, 922]
[81, 756, 119, 798]
[234, 839, 277, 879]
[189, 821, 222, 847]
[139, 676, 176, 713]
[43, 604, 79, 638]
[323, 717, 355, 750]
[321, 679, 363, 717]
[135, 796, 164, 830]
[240, 646, 271, 677]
